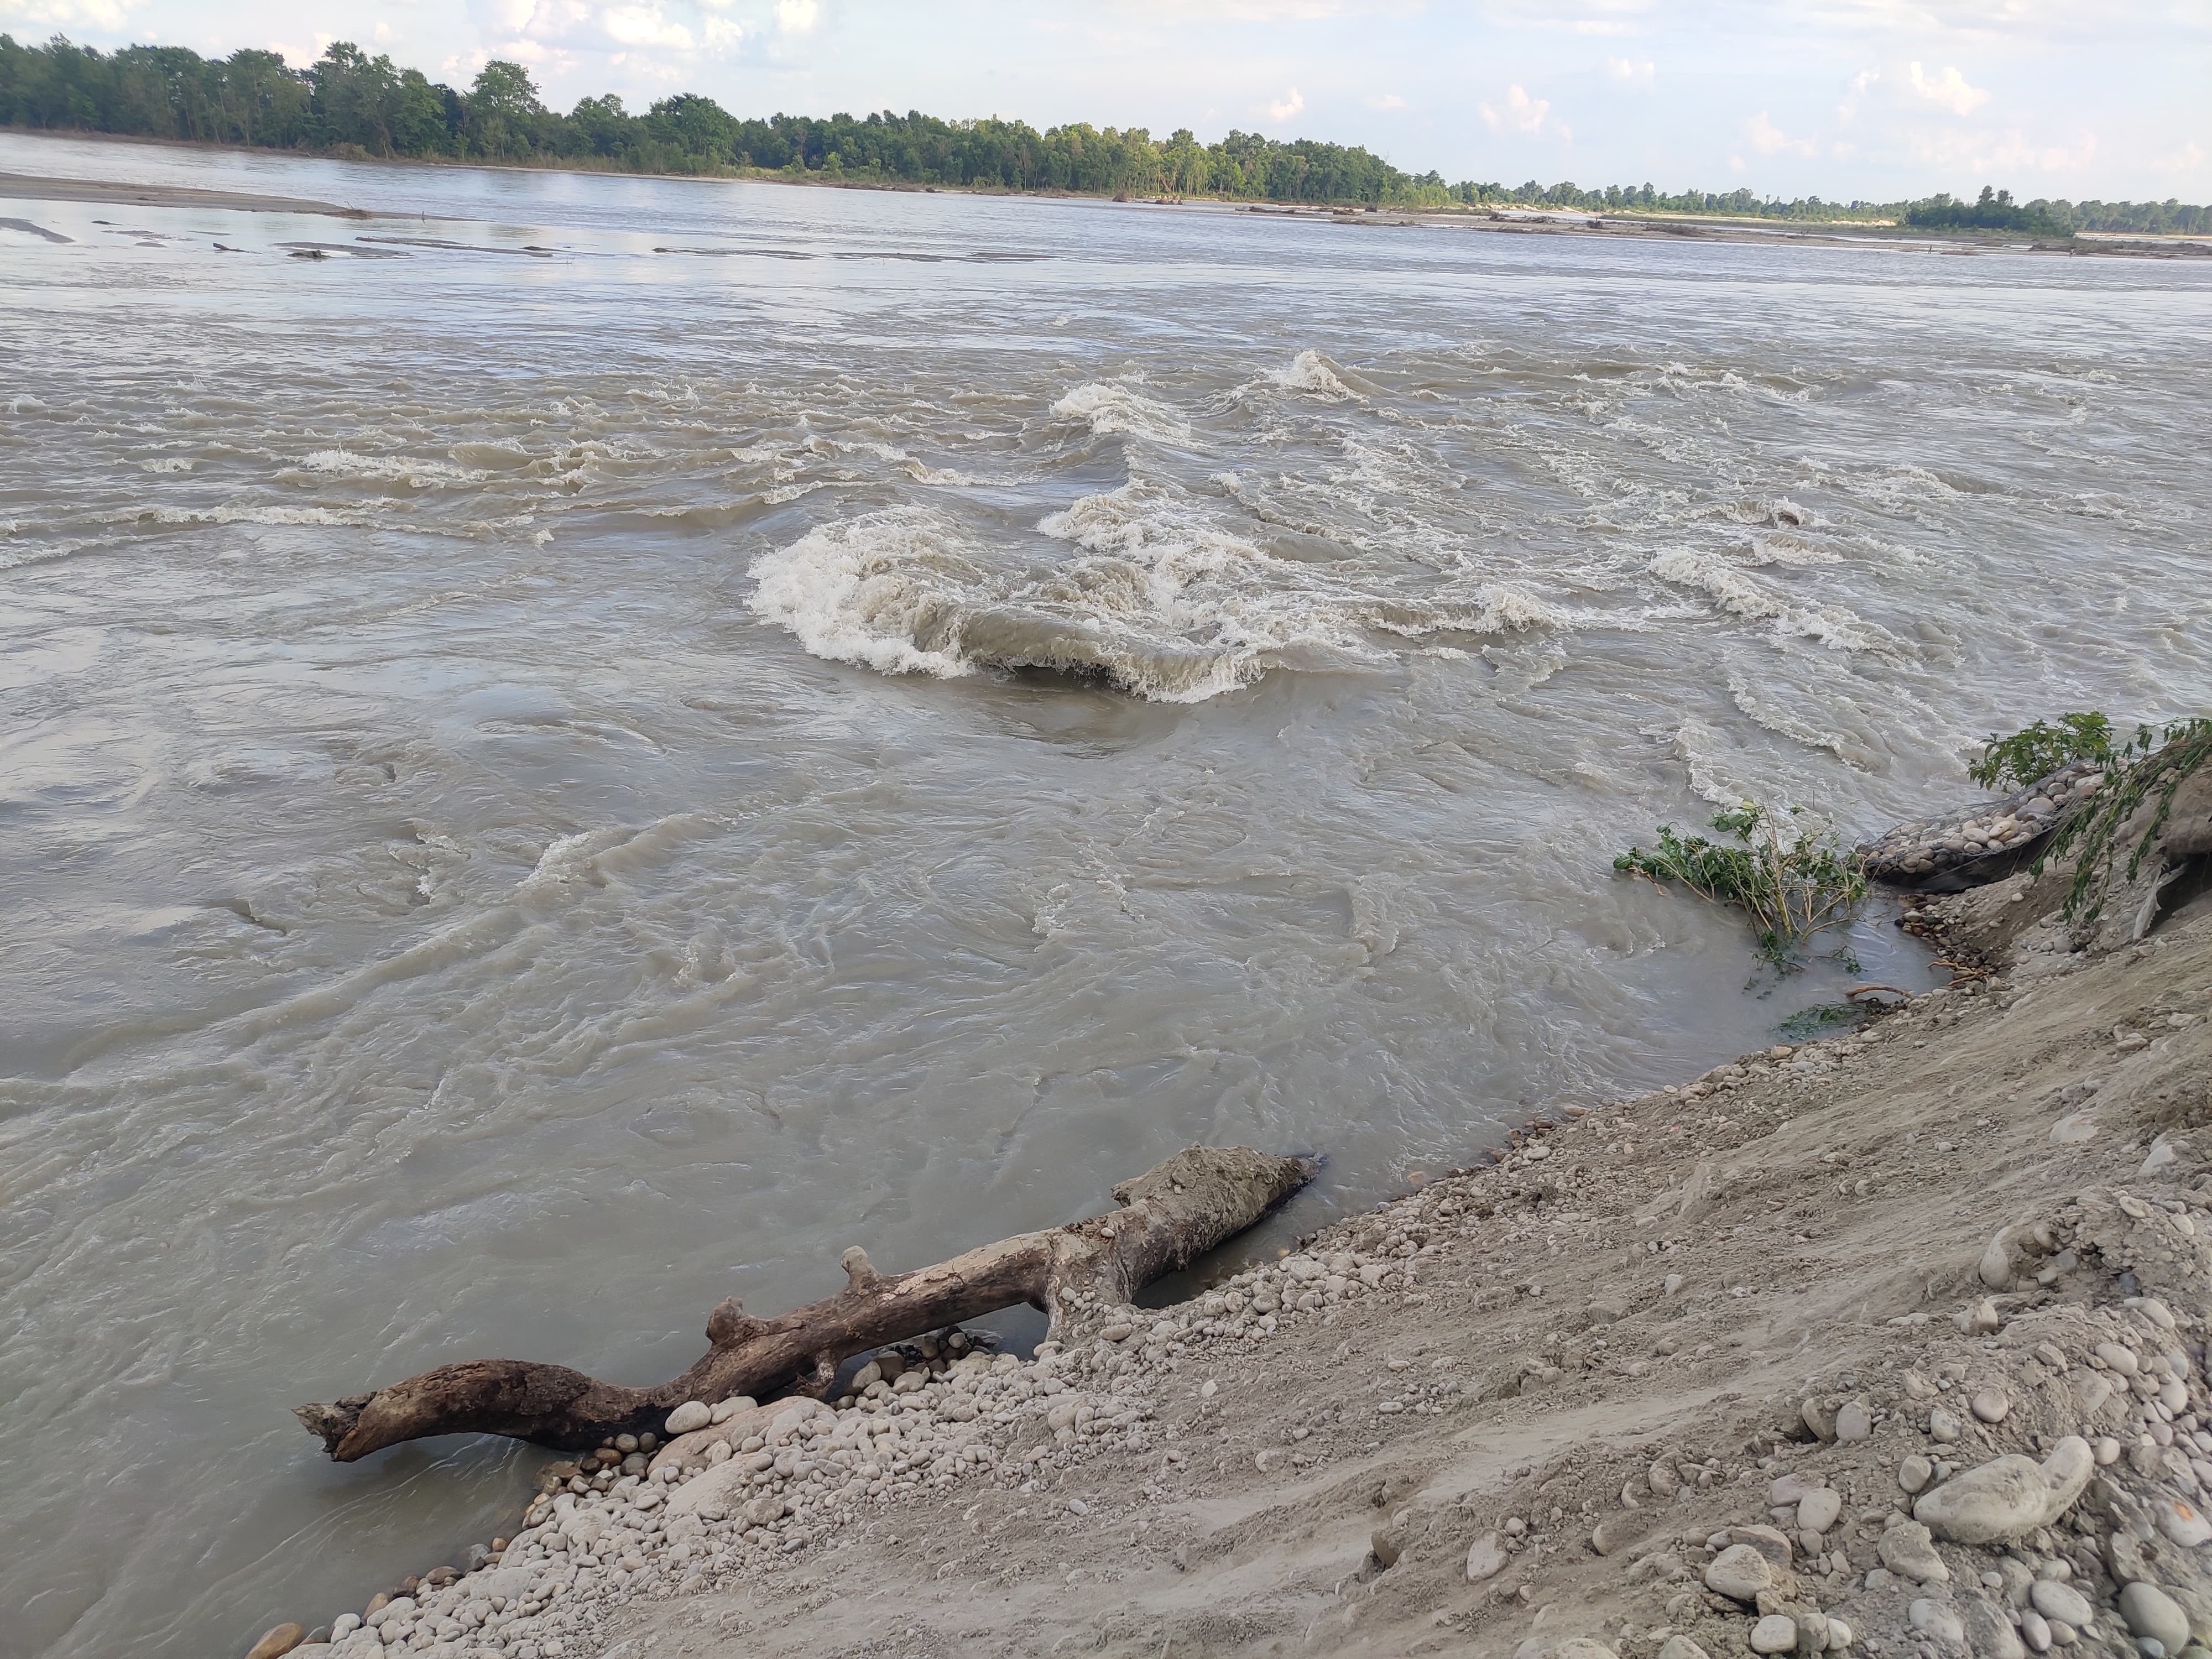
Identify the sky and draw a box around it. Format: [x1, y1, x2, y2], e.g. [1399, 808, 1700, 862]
[7, 0, 2209, 202]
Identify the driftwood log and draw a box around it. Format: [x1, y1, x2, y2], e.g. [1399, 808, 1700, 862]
[296, 1144, 1315, 1463]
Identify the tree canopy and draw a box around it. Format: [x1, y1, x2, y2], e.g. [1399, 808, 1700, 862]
[2, 33, 2205, 232]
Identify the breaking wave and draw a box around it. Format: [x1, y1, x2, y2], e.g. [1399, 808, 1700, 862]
[1647, 547, 1886, 652]
[1049, 382, 1193, 444]
[1259, 349, 1364, 403]
[748, 492, 1606, 702]
[295, 449, 490, 488]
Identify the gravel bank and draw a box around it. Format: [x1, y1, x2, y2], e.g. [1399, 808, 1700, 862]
[258, 874, 2212, 1659]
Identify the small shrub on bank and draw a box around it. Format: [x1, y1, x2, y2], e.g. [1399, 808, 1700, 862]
[1968, 711, 2116, 790]
[1614, 802, 1868, 970]
[2031, 716, 2212, 925]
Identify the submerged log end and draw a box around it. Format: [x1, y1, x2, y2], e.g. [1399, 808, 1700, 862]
[294, 1394, 375, 1458]
[839, 1246, 879, 1290]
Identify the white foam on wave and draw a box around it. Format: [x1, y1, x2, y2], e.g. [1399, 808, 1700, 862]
[1368, 581, 1596, 639]
[748, 488, 1618, 703]
[517, 813, 732, 899]
[297, 449, 489, 488]
[1648, 547, 1884, 651]
[1723, 671, 1863, 765]
[902, 460, 982, 487]
[1050, 382, 1193, 444]
[747, 509, 979, 681]
[748, 496, 1371, 702]
[123, 504, 369, 528]
[1739, 533, 1841, 568]
[1260, 349, 1364, 402]
[1660, 718, 1798, 812]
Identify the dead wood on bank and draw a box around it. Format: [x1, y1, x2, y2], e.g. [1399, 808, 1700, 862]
[296, 1144, 1316, 1463]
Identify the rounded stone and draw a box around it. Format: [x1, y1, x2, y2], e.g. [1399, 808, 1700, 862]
[244, 1625, 307, 1659]
[2119, 1583, 2191, 1652]
[664, 1401, 712, 1436]
[1900, 1454, 1934, 1494]
[1703, 1542, 1775, 1603]
[1798, 1488, 1843, 1533]
[1879, 1517, 1952, 1584]
[2030, 1578, 2094, 1628]
[1465, 1531, 1509, 1583]
[1910, 1600, 1967, 1642]
[1964, 1597, 2027, 1659]
[1750, 1614, 1798, 1654]
[2155, 1497, 2212, 1548]
[1973, 1390, 2011, 1424]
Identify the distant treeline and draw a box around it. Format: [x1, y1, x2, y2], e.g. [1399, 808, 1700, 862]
[1494, 178, 2211, 237]
[3, 33, 2206, 234]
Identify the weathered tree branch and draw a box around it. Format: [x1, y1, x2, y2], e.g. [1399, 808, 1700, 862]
[295, 1144, 1315, 1463]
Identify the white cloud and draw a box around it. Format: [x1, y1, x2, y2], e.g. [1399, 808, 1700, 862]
[0, 0, 134, 25]
[1604, 56, 1654, 87]
[1728, 153, 1747, 174]
[1371, 92, 1407, 110]
[1265, 87, 1305, 122]
[1904, 123, 2098, 175]
[775, 0, 818, 33]
[274, 32, 335, 69]
[1479, 83, 1552, 135]
[599, 4, 692, 49]
[2154, 140, 2207, 176]
[1985, 128, 2095, 173]
[1906, 61, 1989, 116]
[602, 5, 686, 49]
[1746, 109, 1815, 156]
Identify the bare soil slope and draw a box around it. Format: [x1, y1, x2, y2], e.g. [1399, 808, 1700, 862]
[570, 885, 2212, 1659]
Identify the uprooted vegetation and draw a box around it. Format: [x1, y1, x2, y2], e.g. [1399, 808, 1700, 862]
[1614, 802, 1868, 969]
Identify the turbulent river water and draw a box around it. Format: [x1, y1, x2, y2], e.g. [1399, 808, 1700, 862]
[4, 132, 2209, 1657]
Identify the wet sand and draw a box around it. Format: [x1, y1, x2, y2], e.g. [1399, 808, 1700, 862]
[0, 169, 368, 217]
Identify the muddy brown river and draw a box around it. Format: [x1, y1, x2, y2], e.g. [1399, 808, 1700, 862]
[3, 132, 2209, 1656]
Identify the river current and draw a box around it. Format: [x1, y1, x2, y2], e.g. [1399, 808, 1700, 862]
[3, 133, 2209, 1657]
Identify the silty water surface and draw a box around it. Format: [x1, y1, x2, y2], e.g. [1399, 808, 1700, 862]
[3, 131, 2209, 1657]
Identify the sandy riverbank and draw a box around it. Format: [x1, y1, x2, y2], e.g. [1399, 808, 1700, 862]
[0, 169, 367, 217]
[245, 816, 2212, 1659]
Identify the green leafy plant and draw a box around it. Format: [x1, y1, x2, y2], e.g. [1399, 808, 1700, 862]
[1968, 711, 2115, 790]
[1615, 802, 1869, 970]
[1777, 1001, 1867, 1040]
[2033, 717, 2212, 925]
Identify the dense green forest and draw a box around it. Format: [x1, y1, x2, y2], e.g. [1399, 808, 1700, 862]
[3, 33, 2206, 234]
